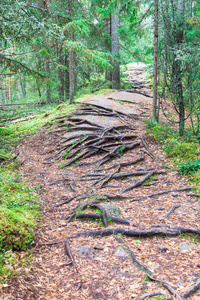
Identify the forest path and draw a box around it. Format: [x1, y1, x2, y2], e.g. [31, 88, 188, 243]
[2, 65, 200, 300]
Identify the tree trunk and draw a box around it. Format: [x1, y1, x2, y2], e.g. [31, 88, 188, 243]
[59, 49, 65, 103]
[104, 15, 112, 85]
[65, 52, 70, 100]
[111, 11, 120, 90]
[45, 55, 51, 104]
[69, 0, 75, 104]
[177, 0, 185, 135]
[153, 0, 159, 122]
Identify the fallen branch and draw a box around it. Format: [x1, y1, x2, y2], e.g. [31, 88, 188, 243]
[140, 136, 156, 160]
[64, 239, 77, 272]
[164, 204, 180, 218]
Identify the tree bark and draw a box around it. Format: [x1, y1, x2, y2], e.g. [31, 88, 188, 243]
[153, 0, 159, 122]
[65, 51, 70, 100]
[45, 55, 51, 104]
[111, 11, 120, 90]
[59, 48, 65, 103]
[69, 0, 75, 104]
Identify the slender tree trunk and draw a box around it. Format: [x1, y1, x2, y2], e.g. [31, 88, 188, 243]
[20, 75, 26, 98]
[45, 55, 51, 103]
[177, 0, 185, 135]
[162, 33, 167, 99]
[0, 79, 5, 104]
[69, 0, 75, 104]
[153, 0, 159, 122]
[111, 11, 120, 90]
[59, 49, 65, 103]
[105, 15, 112, 85]
[65, 52, 70, 100]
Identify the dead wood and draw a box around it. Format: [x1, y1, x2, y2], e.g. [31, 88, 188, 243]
[140, 137, 156, 160]
[64, 239, 77, 272]
[181, 279, 200, 298]
[131, 187, 195, 202]
[70, 227, 200, 238]
[164, 204, 180, 218]
[137, 293, 166, 300]
[121, 170, 165, 193]
[147, 275, 183, 300]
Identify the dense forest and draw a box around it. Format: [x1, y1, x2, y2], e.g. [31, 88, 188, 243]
[1, 0, 200, 135]
[1, 1, 200, 299]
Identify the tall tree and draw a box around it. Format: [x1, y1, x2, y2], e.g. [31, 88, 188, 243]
[111, 10, 120, 89]
[68, 0, 75, 104]
[152, 0, 159, 122]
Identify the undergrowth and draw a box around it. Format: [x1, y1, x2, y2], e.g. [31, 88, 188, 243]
[0, 90, 115, 281]
[145, 120, 200, 189]
[0, 162, 40, 282]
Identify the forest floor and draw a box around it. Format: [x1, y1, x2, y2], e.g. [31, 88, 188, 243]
[1, 64, 200, 300]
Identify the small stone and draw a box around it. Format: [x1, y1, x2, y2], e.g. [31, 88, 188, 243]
[117, 271, 131, 278]
[157, 207, 165, 211]
[178, 242, 197, 252]
[114, 246, 129, 259]
[158, 245, 168, 252]
[172, 192, 179, 197]
[100, 204, 120, 216]
[176, 281, 185, 286]
[75, 245, 95, 257]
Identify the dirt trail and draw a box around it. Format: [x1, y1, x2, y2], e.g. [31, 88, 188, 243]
[2, 66, 200, 300]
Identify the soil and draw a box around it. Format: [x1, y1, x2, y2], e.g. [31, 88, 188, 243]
[1, 65, 200, 300]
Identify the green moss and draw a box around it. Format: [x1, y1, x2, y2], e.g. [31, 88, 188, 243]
[179, 233, 200, 243]
[145, 120, 200, 190]
[0, 165, 39, 251]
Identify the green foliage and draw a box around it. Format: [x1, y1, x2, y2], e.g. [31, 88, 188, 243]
[145, 119, 175, 141]
[0, 164, 39, 250]
[178, 160, 200, 174]
[146, 120, 200, 189]
[179, 233, 200, 243]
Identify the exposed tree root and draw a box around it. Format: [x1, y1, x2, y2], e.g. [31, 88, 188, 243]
[164, 204, 180, 218]
[121, 170, 165, 193]
[137, 293, 166, 300]
[64, 239, 77, 272]
[147, 275, 183, 300]
[130, 187, 195, 202]
[69, 227, 200, 238]
[181, 280, 200, 298]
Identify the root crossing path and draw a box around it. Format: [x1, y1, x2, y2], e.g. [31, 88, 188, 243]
[3, 73, 200, 299]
